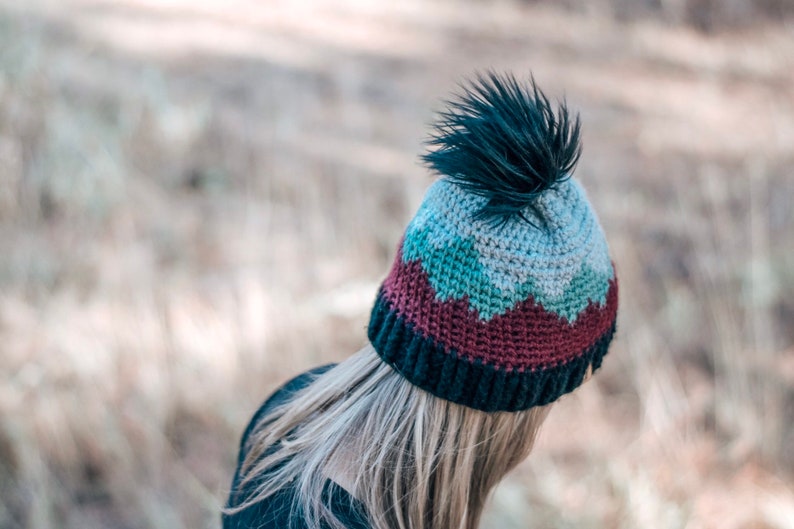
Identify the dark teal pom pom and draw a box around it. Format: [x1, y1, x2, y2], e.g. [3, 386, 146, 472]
[421, 72, 582, 226]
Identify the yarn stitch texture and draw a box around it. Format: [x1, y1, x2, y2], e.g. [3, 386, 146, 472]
[368, 178, 618, 411]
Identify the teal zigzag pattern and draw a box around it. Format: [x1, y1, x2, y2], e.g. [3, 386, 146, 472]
[400, 179, 614, 322]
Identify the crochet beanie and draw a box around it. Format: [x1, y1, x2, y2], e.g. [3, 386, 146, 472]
[367, 73, 618, 412]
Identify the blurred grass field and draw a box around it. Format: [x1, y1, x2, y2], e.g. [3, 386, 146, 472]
[1, 1, 793, 528]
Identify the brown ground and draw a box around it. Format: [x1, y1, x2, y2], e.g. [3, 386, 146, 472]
[1, 1, 793, 528]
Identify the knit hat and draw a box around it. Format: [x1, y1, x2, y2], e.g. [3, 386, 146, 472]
[367, 73, 618, 412]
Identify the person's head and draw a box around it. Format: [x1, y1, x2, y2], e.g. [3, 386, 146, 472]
[237, 346, 550, 529]
[232, 72, 618, 529]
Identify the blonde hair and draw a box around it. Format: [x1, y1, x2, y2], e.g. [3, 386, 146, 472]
[227, 344, 550, 529]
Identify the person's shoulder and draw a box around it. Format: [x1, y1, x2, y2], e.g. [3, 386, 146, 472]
[262, 363, 336, 413]
[238, 364, 336, 451]
[224, 481, 369, 529]
[274, 363, 336, 405]
[222, 484, 296, 529]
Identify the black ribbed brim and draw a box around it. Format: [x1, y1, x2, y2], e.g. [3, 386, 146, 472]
[368, 292, 616, 412]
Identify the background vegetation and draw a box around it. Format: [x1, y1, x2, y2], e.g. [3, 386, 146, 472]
[1, 1, 792, 528]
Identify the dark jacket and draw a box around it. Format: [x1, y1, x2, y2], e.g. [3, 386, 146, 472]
[223, 365, 370, 529]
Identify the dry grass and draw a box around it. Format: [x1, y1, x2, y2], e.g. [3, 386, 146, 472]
[1, 1, 793, 528]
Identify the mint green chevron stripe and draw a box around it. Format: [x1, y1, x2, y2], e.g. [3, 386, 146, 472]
[401, 230, 613, 322]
